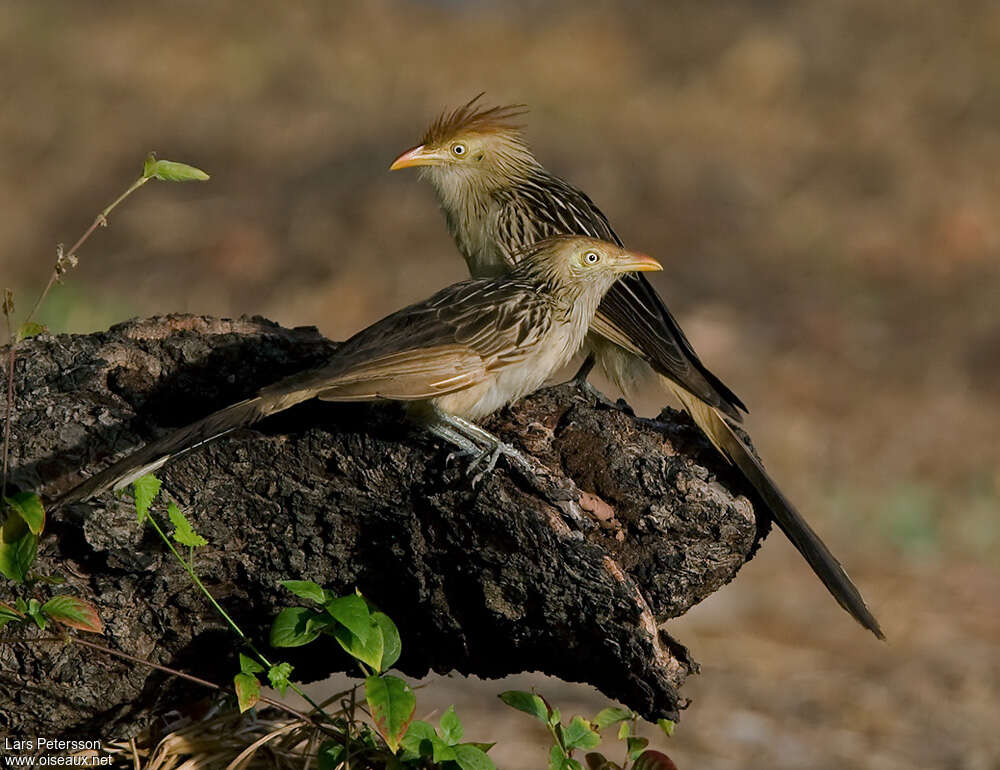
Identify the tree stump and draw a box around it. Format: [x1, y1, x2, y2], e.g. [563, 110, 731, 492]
[0, 315, 764, 737]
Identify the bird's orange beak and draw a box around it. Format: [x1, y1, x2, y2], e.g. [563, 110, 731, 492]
[617, 251, 663, 273]
[389, 144, 448, 170]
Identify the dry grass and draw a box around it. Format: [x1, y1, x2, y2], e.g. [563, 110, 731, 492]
[99, 708, 318, 770]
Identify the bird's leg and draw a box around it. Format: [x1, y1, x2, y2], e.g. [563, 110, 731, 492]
[421, 419, 481, 465]
[569, 353, 596, 385]
[424, 410, 536, 485]
[420, 409, 594, 531]
[556, 353, 619, 411]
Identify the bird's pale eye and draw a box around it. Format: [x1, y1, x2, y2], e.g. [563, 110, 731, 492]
[583, 251, 601, 265]
[452, 143, 467, 156]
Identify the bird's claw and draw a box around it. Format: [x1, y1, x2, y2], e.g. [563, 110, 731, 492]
[445, 448, 475, 467]
[465, 441, 534, 488]
[560, 377, 617, 410]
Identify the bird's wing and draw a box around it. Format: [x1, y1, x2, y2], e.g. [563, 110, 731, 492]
[593, 275, 747, 420]
[494, 176, 623, 262]
[495, 174, 746, 420]
[260, 279, 553, 403]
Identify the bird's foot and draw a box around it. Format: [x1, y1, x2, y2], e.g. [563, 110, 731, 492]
[568, 353, 596, 385]
[444, 447, 475, 467]
[428, 411, 535, 487]
[552, 356, 617, 408]
[560, 377, 618, 411]
[465, 439, 536, 488]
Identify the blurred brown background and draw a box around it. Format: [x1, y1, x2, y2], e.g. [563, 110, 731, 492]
[3, 1, 998, 766]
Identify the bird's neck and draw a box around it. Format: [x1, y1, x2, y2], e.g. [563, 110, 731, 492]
[428, 170, 511, 277]
[517, 255, 614, 333]
[562, 281, 608, 334]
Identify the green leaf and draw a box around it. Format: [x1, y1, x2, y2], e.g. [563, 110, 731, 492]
[281, 579, 327, 604]
[143, 155, 210, 182]
[594, 707, 633, 730]
[0, 601, 24, 629]
[168, 502, 207, 547]
[267, 662, 293, 696]
[316, 741, 345, 770]
[270, 606, 323, 647]
[584, 752, 621, 770]
[27, 598, 46, 630]
[233, 672, 260, 713]
[365, 674, 415, 753]
[131, 475, 162, 523]
[549, 707, 562, 727]
[439, 705, 464, 745]
[0, 511, 38, 583]
[617, 722, 630, 740]
[41, 596, 103, 633]
[656, 718, 675, 737]
[399, 720, 438, 761]
[499, 690, 549, 723]
[631, 750, 679, 770]
[430, 737, 457, 763]
[238, 652, 264, 674]
[453, 744, 497, 770]
[549, 745, 566, 770]
[465, 742, 496, 753]
[326, 593, 374, 643]
[5, 492, 45, 535]
[332, 615, 383, 671]
[372, 611, 401, 672]
[563, 717, 601, 751]
[626, 737, 649, 761]
[16, 322, 45, 342]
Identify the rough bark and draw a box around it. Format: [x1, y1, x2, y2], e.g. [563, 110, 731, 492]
[0, 315, 766, 738]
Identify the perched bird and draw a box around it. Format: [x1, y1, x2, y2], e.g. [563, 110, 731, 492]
[390, 96, 884, 639]
[52, 236, 661, 508]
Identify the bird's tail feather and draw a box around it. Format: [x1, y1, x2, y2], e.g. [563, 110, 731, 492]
[53, 394, 281, 509]
[667, 383, 885, 640]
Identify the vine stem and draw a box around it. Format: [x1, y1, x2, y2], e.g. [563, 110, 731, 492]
[2, 174, 151, 497]
[1, 308, 13, 500]
[43, 634, 343, 739]
[143, 502, 336, 722]
[24, 176, 150, 326]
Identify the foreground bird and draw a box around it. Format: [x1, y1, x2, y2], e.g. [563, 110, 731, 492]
[53, 236, 661, 508]
[390, 96, 884, 639]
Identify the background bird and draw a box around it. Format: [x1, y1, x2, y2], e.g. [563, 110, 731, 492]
[53, 236, 661, 508]
[390, 96, 884, 640]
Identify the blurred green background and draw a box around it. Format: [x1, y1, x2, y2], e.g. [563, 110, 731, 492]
[3, 1, 998, 766]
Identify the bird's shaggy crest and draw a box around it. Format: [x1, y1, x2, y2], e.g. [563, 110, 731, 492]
[421, 93, 528, 146]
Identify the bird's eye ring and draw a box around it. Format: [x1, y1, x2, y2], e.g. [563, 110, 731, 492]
[584, 251, 600, 264]
[452, 143, 466, 156]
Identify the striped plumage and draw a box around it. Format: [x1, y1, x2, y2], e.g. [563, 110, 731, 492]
[391, 96, 883, 639]
[53, 236, 661, 508]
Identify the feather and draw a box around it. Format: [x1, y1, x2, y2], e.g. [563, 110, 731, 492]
[493, 170, 747, 420]
[421, 94, 529, 147]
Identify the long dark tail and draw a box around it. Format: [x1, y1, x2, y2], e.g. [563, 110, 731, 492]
[53, 396, 277, 509]
[669, 385, 885, 640]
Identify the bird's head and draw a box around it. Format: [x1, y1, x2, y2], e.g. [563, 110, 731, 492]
[521, 236, 662, 310]
[389, 94, 540, 194]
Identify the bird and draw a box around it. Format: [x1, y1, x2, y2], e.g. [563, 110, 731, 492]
[52, 236, 662, 509]
[389, 95, 884, 639]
